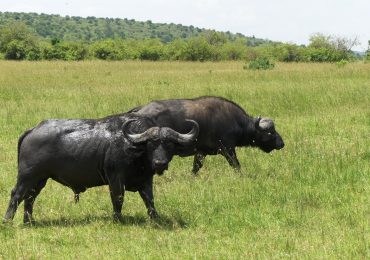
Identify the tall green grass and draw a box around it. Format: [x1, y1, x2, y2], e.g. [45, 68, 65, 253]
[0, 61, 369, 258]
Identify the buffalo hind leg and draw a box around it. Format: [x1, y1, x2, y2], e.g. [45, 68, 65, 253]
[221, 148, 241, 171]
[23, 179, 48, 224]
[139, 176, 158, 219]
[3, 184, 28, 223]
[192, 153, 206, 174]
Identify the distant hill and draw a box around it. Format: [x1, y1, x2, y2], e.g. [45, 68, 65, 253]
[0, 11, 269, 46]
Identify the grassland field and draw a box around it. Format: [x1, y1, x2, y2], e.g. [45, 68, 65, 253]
[0, 61, 369, 258]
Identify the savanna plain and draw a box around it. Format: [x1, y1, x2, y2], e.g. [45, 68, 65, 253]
[0, 61, 369, 258]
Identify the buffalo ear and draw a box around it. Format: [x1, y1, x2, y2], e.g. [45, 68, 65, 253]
[255, 116, 262, 130]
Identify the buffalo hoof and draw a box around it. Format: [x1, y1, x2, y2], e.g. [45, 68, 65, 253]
[148, 210, 159, 219]
[2, 218, 12, 224]
[23, 213, 35, 225]
[113, 213, 124, 223]
[74, 193, 80, 203]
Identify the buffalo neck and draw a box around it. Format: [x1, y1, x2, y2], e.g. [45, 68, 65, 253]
[240, 115, 257, 147]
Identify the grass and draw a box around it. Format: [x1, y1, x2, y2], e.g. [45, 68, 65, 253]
[0, 61, 369, 258]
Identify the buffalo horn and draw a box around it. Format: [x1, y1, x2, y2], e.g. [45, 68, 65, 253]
[165, 119, 199, 144]
[123, 119, 159, 144]
[258, 118, 274, 130]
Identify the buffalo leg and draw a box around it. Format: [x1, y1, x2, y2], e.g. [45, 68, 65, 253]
[192, 153, 206, 174]
[139, 177, 158, 219]
[23, 179, 47, 224]
[74, 193, 80, 203]
[108, 176, 125, 222]
[221, 148, 241, 171]
[3, 183, 28, 223]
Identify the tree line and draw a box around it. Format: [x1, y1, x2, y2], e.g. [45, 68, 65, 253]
[0, 12, 265, 44]
[0, 21, 366, 62]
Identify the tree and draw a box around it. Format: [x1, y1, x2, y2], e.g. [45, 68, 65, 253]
[307, 33, 359, 62]
[183, 37, 213, 61]
[308, 33, 333, 49]
[0, 21, 41, 60]
[203, 30, 227, 46]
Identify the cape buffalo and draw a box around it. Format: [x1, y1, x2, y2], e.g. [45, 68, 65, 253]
[130, 96, 284, 173]
[3, 114, 199, 223]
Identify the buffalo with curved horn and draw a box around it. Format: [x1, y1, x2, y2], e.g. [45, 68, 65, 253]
[130, 96, 284, 173]
[3, 114, 199, 223]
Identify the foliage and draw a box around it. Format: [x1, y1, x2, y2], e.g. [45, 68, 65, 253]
[220, 40, 247, 60]
[138, 39, 164, 61]
[304, 33, 359, 62]
[336, 59, 348, 68]
[43, 41, 88, 60]
[0, 61, 369, 258]
[245, 57, 275, 70]
[182, 37, 214, 61]
[90, 40, 124, 60]
[0, 13, 363, 63]
[0, 12, 259, 44]
[3, 39, 27, 60]
[0, 21, 42, 60]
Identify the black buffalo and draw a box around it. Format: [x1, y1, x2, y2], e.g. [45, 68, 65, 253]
[3, 114, 199, 223]
[130, 96, 284, 173]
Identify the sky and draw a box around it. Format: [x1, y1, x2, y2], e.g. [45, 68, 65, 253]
[0, 0, 369, 51]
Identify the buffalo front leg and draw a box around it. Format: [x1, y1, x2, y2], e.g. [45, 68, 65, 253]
[192, 153, 206, 174]
[23, 179, 48, 224]
[139, 177, 158, 219]
[221, 147, 241, 171]
[108, 176, 125, 223]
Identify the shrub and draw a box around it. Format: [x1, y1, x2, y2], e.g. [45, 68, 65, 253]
[61, 42, 88, 61]
[91, 40, 122, 60]
[138, 39, 164, 61]
[0, 21, 42, 60]
[43, 42, 88, 60]
[221, 42, 246, 60]
[165, 39, 187, 60]
[182, 37, 213, 61]
[25, 45, 42, 60]
[245, 57, 275, 70]
[336, 59, 348, 68]
[4, 40, 27, 60]
[139, 46, 163, 61]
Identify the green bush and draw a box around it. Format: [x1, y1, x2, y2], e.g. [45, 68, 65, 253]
[0, 22, 362, 63]
[61, 42, 88, 61]
[336, 59, 348, 68]
[91, 40, 122, 60]
[220, 42, 246, 60]
[138, 39, 164, 61]
[182, 37, 213, 61]
[43, 42, 88, 60]
[165, 39, 187, 60]
[0, 21, 43, 60]
[245, 57, 275, 70]
[4, 40, 27, 60]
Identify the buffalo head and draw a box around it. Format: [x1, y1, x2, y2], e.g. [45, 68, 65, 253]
[123, 119, 199, 174]
[252, 117, 284, 153]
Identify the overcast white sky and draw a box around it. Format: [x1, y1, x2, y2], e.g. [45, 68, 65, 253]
[1, 0, 369, 51]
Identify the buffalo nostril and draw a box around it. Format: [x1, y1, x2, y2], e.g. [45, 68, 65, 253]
[154, 160, 167, 166]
